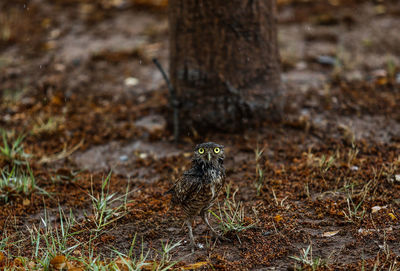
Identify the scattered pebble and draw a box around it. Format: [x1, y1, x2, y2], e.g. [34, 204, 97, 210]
[395, 174, 400, 182]
[124, 77, 139, 86]
[317, 55, 337, 66]
[358, 228, 367, 234]
[372, 69, 387, 78]
[54, 63, 66, 72]
[345, 70, 363, 81]
[166, 227, 179, 232]
[197, 243, 204, 249]
[119, 155, 128, 162]
[49, 29, 61, 39]
[263, 231, 273, 236]
[350, 166, 359, 171]
[295, 61, 307, 70]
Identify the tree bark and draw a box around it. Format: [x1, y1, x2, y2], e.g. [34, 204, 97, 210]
[169, 0, 282, 134]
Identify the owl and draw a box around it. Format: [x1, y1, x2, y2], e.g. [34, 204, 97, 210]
[166, 142, 226, 251]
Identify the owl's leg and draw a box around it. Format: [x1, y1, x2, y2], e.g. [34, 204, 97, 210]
[185, 219, 195, 252]
[201, 212, 229, 241]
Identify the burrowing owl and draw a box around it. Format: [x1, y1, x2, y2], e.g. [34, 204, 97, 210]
[166, 142, 226, 251]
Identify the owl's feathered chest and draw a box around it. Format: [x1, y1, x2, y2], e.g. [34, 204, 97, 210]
[201, 167, 224, 196]
[200, 167, 222, 183]
[170, 164, 225, 216]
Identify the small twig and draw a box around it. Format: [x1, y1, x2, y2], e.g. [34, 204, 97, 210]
[38, 140, 84, 164]
[152, 58, 179, 142]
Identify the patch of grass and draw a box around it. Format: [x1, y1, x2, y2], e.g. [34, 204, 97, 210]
[271, 188, 289, 208]
[89, 236, 180, 271]
[0, 165, 37, 202]
[0, 88, 27, 105]
[150, 239, 181, 271]
[49, 169, 82, 184]
[31, 116, 64, 136]
[304, 149, 336, 174]
[346, 143, 359, 168]
[38, 139, 84, 164]
[210, 185, 256, 241]
[383, 157, 400, 183]
[371, 232, 400, 271]
[0, 131, 48, 202]
[0, 130, 28, 166]
[318, 154, 336, 173]
[386, 57, 397, 79]
[342, 182, 368, 223]
[305, 144, 361, 175]
[88, 172, 132, 232]
[254, 144, 266, 196]
[331, 46, 354, 80]
[27, 207, 82, 270]
[111, 233, 151, 271]
[290, 244, 327, 271]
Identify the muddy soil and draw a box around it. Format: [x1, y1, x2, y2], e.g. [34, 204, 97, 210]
[0, 0, 399, 270]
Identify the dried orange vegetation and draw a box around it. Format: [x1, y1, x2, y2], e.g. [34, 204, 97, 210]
[1, 0, 400, 270]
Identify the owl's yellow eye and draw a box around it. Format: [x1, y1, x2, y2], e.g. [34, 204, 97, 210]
[198, 148, 205, 154]
[214, 147, 220, 154]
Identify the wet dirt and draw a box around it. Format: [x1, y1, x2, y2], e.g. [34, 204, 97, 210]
[1, 0, 400, 270]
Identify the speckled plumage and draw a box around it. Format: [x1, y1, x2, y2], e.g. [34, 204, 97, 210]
[167, 142, 226, 251]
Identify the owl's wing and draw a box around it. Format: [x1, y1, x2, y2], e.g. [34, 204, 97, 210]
[168, 173, 202, 205]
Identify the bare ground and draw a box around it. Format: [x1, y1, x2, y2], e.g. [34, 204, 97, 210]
[0, 0, 399, 270]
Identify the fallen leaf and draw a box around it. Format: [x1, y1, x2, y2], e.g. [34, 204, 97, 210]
[50, 255, 67, 270]
[388, 213, 397, 220]
[371, 205, 387, 213]
[358, 228, 372, 235]
[182, 261, 209, 269]
[274, 214, 283, 222]
[28, 261, 36, 269]
[73, 250, 82, 256]
[322, 230, 340, 237]
[50, 96, 63, 106]
[0, 252, 6, 265]
[23, 198, 30, 206]
[133, 0, 168, 8]
[124, 77, 139, 86]
[12, 258, 23, 267]
[376, 77, 388, 85]
[115, 257, 132, 271]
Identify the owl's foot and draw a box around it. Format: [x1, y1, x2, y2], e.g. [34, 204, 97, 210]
[186, 219, 196, 253]
[190, 243, 195, 253]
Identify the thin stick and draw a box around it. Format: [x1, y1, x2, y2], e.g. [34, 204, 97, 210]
[152, 58, 179, 142]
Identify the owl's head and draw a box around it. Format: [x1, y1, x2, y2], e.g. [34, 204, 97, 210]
[193, 142, 225, 166]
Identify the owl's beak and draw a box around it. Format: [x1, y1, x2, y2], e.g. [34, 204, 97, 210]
[208, 152, 211, 161]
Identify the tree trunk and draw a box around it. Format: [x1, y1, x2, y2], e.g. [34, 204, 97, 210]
[169, 0, 282, 134]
